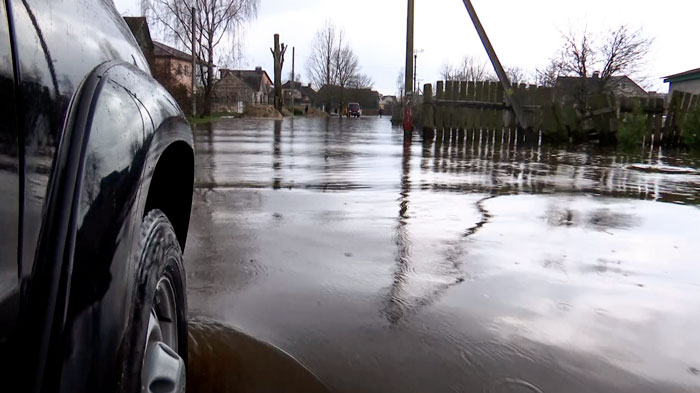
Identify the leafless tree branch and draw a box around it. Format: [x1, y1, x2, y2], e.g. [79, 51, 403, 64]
[141, 0, 259, 115]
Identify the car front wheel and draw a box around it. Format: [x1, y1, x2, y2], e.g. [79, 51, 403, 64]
[119, 209, 188, 393]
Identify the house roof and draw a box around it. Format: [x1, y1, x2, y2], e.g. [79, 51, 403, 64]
[555, 75, 646, 95]
[153, 41, 194, 62]
[663, 68, 700, 83]
[123, 16, 150, 41]
[282, 81, 317, 98]
[123, 17, 155, 69]
[609, 75, 647, 94]
[220, 69, 273, 92]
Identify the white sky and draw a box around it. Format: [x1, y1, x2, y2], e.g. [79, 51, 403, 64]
[114, 0, 700, 96]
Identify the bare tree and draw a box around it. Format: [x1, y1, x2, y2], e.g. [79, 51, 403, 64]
[440, 63, 456, 81]
[599, 25, 652, 81]
[505, 66, 528, 86]
[333, 32, 359, 90]
[333, 32, 360, 110]
[142, 0, 259, 115]
[461, 56, 493, 81]
[440, 55, 493, 82]
[554, 24, 653, 107]
[306, 21, 368, 111]
[396, 68, 405, 99]
[557, 26, 594, 78]
[535, 60, 561, 87]
[348, 73, 374, 89]
[556, 24, 652, 83]
[306, 20, 338, 90]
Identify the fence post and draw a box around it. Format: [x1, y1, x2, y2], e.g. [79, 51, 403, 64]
[467, 81, 476, 136]
[458, 81, 468, 141]
[447, 81, 456, 140]
[436, 81, 444, 140]
[475, 81, 484, 135]
[422, 83, 435, 140]
[664, 91, 682, 145]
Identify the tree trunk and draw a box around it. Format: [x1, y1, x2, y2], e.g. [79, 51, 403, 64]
[340, 86, 345, 116]
[325, 58, 331, 113]
[203, 38, 214, 116]
[271, 34, 286, 111]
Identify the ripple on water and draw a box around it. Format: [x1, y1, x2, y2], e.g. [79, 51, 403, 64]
[485, 378, 545, 393]
[187, 319, 330, 393]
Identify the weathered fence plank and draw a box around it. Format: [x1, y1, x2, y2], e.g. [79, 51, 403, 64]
[422, 79, 699, 147]
[422, 83, 435, 138]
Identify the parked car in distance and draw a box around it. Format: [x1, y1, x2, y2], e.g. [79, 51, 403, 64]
[348, 102, 362, 117]
[1, 1, 193, 392]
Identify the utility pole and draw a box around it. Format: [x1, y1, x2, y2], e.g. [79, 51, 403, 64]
[404, 0, 414, 100]
[191, 6, 196, 116]
[403, 0, 415, 133]
[291, 46, 295, 114]
[461, 0, 527, 129]
[413, 49, 424, 96]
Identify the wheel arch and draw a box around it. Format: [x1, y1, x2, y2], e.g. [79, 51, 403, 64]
[143, 138, 194, 251]
[25, 60, 195, 393]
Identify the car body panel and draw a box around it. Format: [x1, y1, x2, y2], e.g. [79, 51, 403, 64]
[9, 0, 150, 285]
[0, 0, 20, 375]
[5, 1, 194, 392]
[55, 62, 193, 393]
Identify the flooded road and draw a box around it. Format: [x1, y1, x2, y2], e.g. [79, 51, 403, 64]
[184, 117, 700, 393]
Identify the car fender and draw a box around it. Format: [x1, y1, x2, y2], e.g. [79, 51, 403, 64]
[25, 60, 194, 393]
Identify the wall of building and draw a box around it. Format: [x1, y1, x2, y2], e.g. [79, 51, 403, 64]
[154, 57, 193, 91]
[213, 75, 261, 108]
[612, 79, 647, 98]
[670, 79, 700, 95]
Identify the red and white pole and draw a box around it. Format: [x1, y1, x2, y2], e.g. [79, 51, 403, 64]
[403, 0, 415, 134]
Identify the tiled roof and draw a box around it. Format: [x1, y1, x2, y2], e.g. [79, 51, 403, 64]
[153, 41, 193, 62]
[220, 69, 272, 92]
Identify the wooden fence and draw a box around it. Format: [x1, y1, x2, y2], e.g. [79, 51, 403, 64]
[418, 81, 700, 147]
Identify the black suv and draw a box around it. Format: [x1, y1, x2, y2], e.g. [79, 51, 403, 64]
[1, 1, 193, 392]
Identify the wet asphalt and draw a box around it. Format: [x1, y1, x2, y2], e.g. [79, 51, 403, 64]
[183, 116, 700, 393]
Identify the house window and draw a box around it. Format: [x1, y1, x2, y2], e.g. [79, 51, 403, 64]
[185, 65, 189, 75]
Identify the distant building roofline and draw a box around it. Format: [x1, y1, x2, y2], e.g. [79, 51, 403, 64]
[663, 67, 700, 83]
[219, 68, 273, 85]
[153, 41, 214, 67]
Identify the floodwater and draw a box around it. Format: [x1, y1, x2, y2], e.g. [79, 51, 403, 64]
[184, 116, 700, 393]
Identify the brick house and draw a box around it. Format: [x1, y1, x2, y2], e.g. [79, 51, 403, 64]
[212, 68, 273, 111]
[282, 81, 317, 105]
[123, 17, 204, 112]
[153, 41, 197, 92]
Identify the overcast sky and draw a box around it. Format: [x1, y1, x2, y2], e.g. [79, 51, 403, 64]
[115, 0, 700, 96]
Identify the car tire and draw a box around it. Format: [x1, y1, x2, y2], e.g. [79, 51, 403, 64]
[119, 209, 188, 393]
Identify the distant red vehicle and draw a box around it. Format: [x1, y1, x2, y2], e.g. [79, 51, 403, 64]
[348, 102, 362, 117]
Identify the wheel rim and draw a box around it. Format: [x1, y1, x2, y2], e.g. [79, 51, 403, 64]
[141, 276, 186, 393]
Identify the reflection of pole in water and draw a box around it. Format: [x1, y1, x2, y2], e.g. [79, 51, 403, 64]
[421, 137, 434, 171]
[385, 137, 413, 324]
[200, 122, 216, 188]
[273, 120, 282, 189]
[433, 134, 442, 173]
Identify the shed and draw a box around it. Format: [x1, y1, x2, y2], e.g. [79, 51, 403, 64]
[664, 68, 700, 95]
